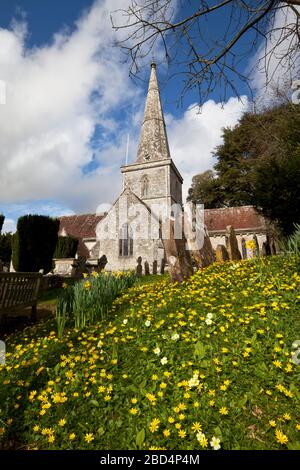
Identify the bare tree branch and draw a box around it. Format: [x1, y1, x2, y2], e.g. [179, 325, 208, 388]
[111, 0, 300, 106]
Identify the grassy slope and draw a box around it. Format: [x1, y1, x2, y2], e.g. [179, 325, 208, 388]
[0, 256, 300, 450]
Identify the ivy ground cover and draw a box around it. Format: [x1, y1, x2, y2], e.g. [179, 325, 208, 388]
[0, 256, 300, 450]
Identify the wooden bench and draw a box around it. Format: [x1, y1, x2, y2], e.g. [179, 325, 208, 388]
[0, 272, 42, 324]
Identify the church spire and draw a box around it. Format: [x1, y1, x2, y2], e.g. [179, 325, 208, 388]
[136, 63, 171, 163]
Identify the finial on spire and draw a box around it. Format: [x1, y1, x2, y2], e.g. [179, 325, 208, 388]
[151, 62, 156, 68]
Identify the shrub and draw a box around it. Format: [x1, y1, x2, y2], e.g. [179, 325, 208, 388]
[56, 271, 137, 335]
[0, 233, 13, 263]
[54, 236, 79, 259]
[0, 214, 4, 233]
[12, 215, 60, 273]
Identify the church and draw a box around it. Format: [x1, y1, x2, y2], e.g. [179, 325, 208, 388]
[58, 64, 276, 274]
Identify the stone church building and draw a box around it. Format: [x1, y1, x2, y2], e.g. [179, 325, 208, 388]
[58, 64, 276, 273]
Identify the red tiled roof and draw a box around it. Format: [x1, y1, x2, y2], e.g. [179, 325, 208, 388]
[59, 213, 105, 257]
[204, 206, 267, 233]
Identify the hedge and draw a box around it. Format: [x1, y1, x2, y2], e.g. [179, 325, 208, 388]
[0, 214, 4, 233]
[12, 215, 60, 273]
[0, 233, 13, 263]
[54, 235, 79, 259]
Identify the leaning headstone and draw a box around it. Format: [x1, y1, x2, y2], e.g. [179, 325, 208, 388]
[191, 229, 215, 268]
[225, 225, 242, 261]
[215, 244, 229, 262]
[144, 261, 150, 276]
[160, 258, 165, 275]
[162, 217, 194, 283]
[241, 238, 247, 259]
[136, 257, 142, 277]
[261, 242, 267, 257]
[253, 234, 259, 256]
[152, 260, 158, 275]
[98, 254, 108, 272]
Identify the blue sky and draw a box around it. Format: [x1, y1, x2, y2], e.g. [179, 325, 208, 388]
[0, 0, 291, 233]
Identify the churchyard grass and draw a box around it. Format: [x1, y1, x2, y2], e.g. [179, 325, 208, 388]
[0, 255, 300, 450]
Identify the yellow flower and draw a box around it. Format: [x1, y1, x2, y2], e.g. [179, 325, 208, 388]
[197, 432, 208, 448]
[131, 397, 138, 404]
[296, 424, 300, 431]
[163, 429, 171, 438]
[245, 240, 256, 251]
[48, 434, 55, 444]
[178, 429, 186, 438]
[275, 429, 288, 445]
[33, 425, 40, 432]
[219, 407, 229, 415]
[191, 422, 202, 433]
[269, 420, 276, 427]
[283, 413, 291, 421]
[84, 433, 94, 443]
[130, 408, 138, 415]
[58, 419, 66, 427]
[149, 418, 160, 433]
[69, 433, 76, 441]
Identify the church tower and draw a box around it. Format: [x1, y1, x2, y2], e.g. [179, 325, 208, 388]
[121, 63, 183, 216]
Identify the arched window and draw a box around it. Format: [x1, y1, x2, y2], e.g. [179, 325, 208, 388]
[119, 223, 133, 257]
[141, 175, 149, 197]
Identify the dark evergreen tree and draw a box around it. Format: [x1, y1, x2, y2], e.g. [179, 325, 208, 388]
[12, 215, 60, 273]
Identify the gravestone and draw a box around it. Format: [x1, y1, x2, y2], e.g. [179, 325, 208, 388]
[192, 230, 215, 268]
[144, 261, 150, 276]
[241, 238, 247, 259]
[136, 257, 142, 277]
[162, 218, 194, 283]
[253, 234, 259, 256]
[152, 260, 157, 275]
[225, 225, 242, 261]
[98, 254, 108, 271]
[160, 258, 165, 275]
[215, 244, 229, 262]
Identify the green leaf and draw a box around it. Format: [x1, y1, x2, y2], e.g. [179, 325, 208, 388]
[199, 359, 209, 368]
[89, 399, 99, 407]
[194, 341, 206, 359]
[136, 428, 145, 450]
[213, 426, 223, 438]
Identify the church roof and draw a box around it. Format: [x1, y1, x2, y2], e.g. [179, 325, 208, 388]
[136, 63, 171, 163]
[204, 206, 267, 233]
[59, 213, 105, 257]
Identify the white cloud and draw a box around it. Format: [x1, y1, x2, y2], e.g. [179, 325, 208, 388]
[0, 0, 141, 212]
[167, 97, 248, 199]
[251, 5, 300, 105]
[0, 0, 249, 218]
